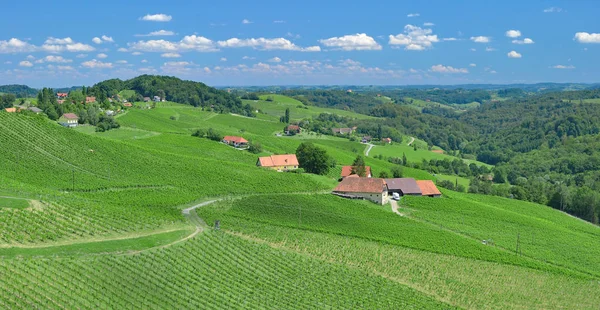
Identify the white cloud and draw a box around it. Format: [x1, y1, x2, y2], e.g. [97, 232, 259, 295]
[163, 61, 190, 66]
[471, 36, 491, 43]
[287, 60, 311, 65]
[0, 38, 37, 53]
[19, 61, 33, 67]
[117, 48, 128, 52]
[129, 35, 218, 52]
[443, 38, 458, 41]
[485, 47, 496, 52]
[203, 67, 211, 73]
[41, 37, 95, 53]
[135, 30, 176, 37]
[219, 37, 320, 51]
[273, 20, 285, 23]
[470, 48, 477, 52]
[161, 52, 181, 58]
[242, 56, 255, 60]
[45, 37, 74, 44]
[423, 22, 435, 26]
[76, 54, 87, 58]
[26, 55, 35, 60]
[132, 52, 142, 55]
[552, 65, 575, 69]
[512, 38, 534, 44]
[92, 37, 102, 44]
[242, 19, 253, 24]
[407, 13, 420, 17]
[490, 70, 497, 74]
[507, 50, 522, 58]
[574, 32, 600, 43]
[543, 7, 563, 13]
[57, 65, 74, 70]
[101, 35, 114, 43]
[389, 25, 439, 51]
[81, 59, 113, 68]
[35, 55, 73, 63]
[140, 14, 172, 22]
[4, 61, 12, 64]
[96, 53, 108, 59]
[505, 30, 521, 38]
[469, 63, 477, 67]
[141, 59, 148, 63]
[430, 64, 468, 74]
[319, 33, 381, 51]
[268, 57, 282, 63]
[116, 60, 128, 64]
[220, 57, 227, 61]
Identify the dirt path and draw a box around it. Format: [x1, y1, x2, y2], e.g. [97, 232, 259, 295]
[390, 199, 404, 216]
[364, 143, 375, 156]
[407, 137, 415, 146]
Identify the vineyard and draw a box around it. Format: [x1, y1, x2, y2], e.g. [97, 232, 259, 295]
[1, 100, 600, 309]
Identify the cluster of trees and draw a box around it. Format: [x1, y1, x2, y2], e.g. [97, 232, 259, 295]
[386, 89, 492, 105]
[295, 142, 335, 175]
[281, 90, 381, 114]
[0, 84, 38, 97]
[192, 128, 223, 142]
[91, 75, 255, 116]
[0, 94, 16, 109]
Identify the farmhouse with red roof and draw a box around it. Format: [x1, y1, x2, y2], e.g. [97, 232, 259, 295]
[257, 154, 299, 172]
[223, 136, 248, 148]
[58, 113, 79, 128]
[333, 178, 389, 204]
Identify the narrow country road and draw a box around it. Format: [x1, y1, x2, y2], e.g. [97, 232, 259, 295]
[407, 137, 415, 146]
[390, 199, 404, 216]
[364, 143, 375, 156]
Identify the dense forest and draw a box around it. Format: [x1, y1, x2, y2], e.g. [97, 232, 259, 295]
[0, 84, 38, 97]
[91, 75, 254, 116]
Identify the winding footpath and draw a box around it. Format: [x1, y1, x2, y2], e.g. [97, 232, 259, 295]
[407, 136, 415, 146]
[364, 143, 375, 156]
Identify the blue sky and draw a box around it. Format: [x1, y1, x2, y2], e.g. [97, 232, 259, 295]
[0, 0, 599, 87]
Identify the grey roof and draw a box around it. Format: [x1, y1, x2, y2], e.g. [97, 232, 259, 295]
[28, 107, 42, 113]
[384, 178, 422, 195]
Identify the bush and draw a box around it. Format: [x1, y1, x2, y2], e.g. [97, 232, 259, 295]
[207, 128, 223, 141]
[287, 168, 305, 174]
[248, 141, 262, 154]
[192, 129, 206, 137]
[170, 116, 177, 121]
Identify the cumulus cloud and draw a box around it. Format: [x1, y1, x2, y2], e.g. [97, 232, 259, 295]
[470, 36, 491, 43]
[117, 48, 128, 52]
[0, 38, 37, 53]
[505, 30, 521, 38]
[268, 57, 281, 63]
[92, 37, 102, 44]
[135, 30, 176, 37]
[116, 60, 128, 64]
[35, 55, 73, 63]
[469, 63, 477, 67]
[132, 52, 142, 55]
[443, 38, 458, 41]
[507, 50, 522, 58]
[273, 20, 285, 24]
[552, 65, 575, 69]
[219, 37, 320, 51]
[163, 61, 190, 66]
[430, 64, 468, 73]
[574, 32, 600, 43]
[485, 47, 496, 52]
[140, 14, 172, 22]
[161, 52, 181, 58]
[512, 38, 534, 44]
[242, 56, 255, 60]
[220, 57, 227, 61]
[319, 33, 381, 51]
[76, 54, 87, 58]
[407, 13, 420, 17]
[57, 65, 74, 70]
[92, 35, 114, 44]
[26, 55, 35, 60]
[141, 59, 148, 63]
[423, 22, 435, 26]
[129, 35, 218, 52]
[96, 53, 108, 59]
[41, 37, 95, 53]
[388, 25, 439, 50]
[19, 61, 33, 67]
[543, 7, 563, 13]
[242, 19, 253, 24]
[81, 59, 113, 68]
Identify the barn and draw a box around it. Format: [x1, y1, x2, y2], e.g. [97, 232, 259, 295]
[385, 178, 422, 196]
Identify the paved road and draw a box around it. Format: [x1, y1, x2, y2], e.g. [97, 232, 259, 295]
[364, 143, 375, 156]
[407, 137, 415, 146]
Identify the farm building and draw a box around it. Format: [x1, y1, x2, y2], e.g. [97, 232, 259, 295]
[4, 107, 18, 113]
[431, 149, 444, 154]
[223, 136, 248, 148]
[416, 180, 442, 197]
[385, 178, 422, 196]
[285, 125, 301, 135]
[361, 136, 372, 143]
[332, 127, 353, 135]
[382, 138, 392, 144]
[153, 96, 161, 102]
[257, 154, 299, 172]
[123, 103, 133, 107]
[28, 107, 42, 114]
[333, 178, 389, 205]
[56, 92, 68, 99]
[143, 97, 151, 102]
[86, 97, 96, 104]
[341, 166, 372, 178]
[58, 113, 79, 128]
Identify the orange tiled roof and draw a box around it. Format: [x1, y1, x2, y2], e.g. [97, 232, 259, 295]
[334, 178, 386, 194]
[223, 136, 248, 144]
[416, 180, 442, 196]
[258, 154, 299, 167]
[341, 166, 371, 177]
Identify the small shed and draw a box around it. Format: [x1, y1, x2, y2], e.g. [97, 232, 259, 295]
[416, 180, 442, 197]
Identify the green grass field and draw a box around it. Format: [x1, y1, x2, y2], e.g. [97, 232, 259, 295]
[0, 98, 599, 309]
[369, 141, 491, 168]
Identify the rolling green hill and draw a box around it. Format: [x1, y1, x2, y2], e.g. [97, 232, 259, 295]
[1, 98, 599, 309]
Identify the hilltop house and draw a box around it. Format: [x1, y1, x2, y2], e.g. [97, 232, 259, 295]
[341, 166, 372, 178]
[143, 97, 151, 102]
[416, 180, 442, 197]
[86, 97, 96, 104]
[257, 154, 299, 172]
[58, 113, 79, 128]
[332, 127, 353, 135]
[285, 125, 301, 135]
[28, 107, 42, 114]
[4, 107, 18, 113]
[56, 92, 68, 99]
[361, 136, 372, 143]
[333, 177, 389, 204]
[123, 103, 133, 107]
[382, 138, 392, 144]
[385, 178, 422, 196]
[153, 96, 161, 102]
[223, 136, 248, 148]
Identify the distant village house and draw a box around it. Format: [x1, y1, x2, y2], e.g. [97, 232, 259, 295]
[56, 92, 68, 99]
[257, 154, 299, 172]
[4, 107, 18, 113]
[382, 138, 392, 144]
[86, 97, 96, 104]
[285, 125, 301, 135]
[28, 107, 42, 114]
[58, 113, 79, 128]
[223, 136, 248, 148]
[332, 127, 353, 135]
[341, 165, 372, 178]
[361, 136, 372, 143]
[333, 177, 389, 205]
